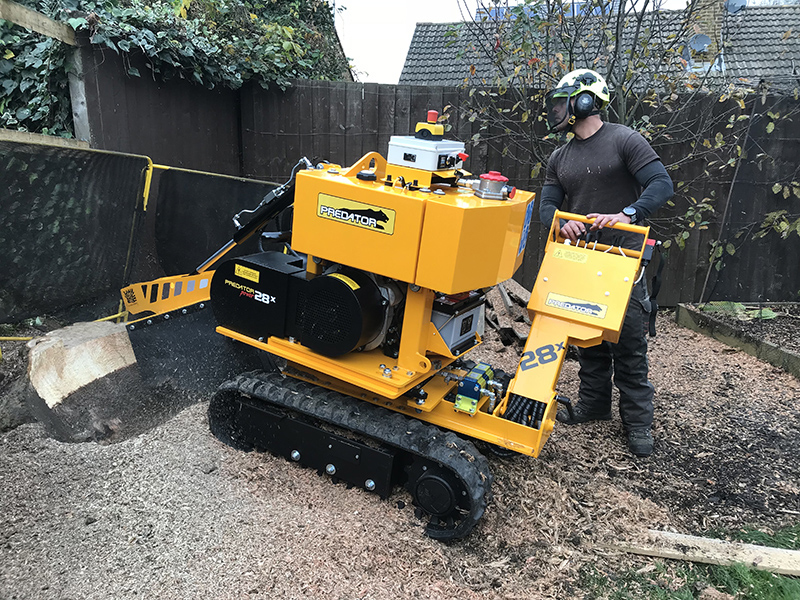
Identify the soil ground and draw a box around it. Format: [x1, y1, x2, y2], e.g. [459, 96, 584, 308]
[1, 310, 799, 599]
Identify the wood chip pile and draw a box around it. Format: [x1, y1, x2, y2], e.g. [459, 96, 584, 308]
[1, 306, 798, 599]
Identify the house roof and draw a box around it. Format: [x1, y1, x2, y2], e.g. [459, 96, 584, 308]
[399, 22, 492, 87]
[722, 5, 800, 89]
[399, 6, 800, 91]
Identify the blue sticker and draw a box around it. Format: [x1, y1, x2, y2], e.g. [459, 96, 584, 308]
[518, 201, 534, 255]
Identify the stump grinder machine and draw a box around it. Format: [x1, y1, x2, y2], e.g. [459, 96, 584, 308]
[120, 111, 654, 540]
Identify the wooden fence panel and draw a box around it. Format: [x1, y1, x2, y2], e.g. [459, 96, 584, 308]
[75, 61, 800, 304]
[83, 46, 241, 175]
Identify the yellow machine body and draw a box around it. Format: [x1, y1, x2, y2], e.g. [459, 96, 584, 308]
[291, 152, 532, 293]
[124, 152, 648, 460]
[221, 160, 646, 457]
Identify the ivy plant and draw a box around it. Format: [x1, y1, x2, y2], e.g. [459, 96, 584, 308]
[0, 0, 349, 137]
[0, 21, 73, 137]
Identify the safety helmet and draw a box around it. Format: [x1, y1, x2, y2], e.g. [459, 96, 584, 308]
[545, 69, 610, 132]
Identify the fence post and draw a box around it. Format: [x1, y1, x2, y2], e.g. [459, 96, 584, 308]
[67, 47, 92, 143]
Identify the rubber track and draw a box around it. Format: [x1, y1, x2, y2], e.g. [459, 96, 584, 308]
[216, 370, 493, 541]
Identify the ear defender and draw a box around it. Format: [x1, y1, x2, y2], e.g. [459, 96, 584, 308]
[573, 92, 596, 119]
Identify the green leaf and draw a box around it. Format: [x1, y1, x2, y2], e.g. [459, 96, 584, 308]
[750, 308, 778, 319]
[67, 17, 88, 30]
[766, 122, 775, 134]
[772, 183, 783, 194]
[725, 243, 735, 256]
[701, 301, 746, 314]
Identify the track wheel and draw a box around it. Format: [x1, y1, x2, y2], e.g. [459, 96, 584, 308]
[208, 390, 254, 451]
[408, 464, 470, 539]
[477, 440, 519, 459]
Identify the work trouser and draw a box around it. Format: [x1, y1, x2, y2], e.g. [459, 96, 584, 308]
[577, 279, 654, 430]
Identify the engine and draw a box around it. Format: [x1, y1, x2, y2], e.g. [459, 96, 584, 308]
[210, 251, 485, 360]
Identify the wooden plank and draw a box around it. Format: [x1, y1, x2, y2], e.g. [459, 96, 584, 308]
[344, 83, 364, 165]
[441, 86, 462, 141]
[376, 84, 396, 154]
[426, 86, 445, 119]
[295, 82, 314, 167]
[284, 84, 302, 177]
[393, 85, 412, 137]
[244, 83, 278, 179]
[66, 48, 91, 142]
[271, 87, 294, 180]
[89, 47, 132, 154]
[675, 303, 800, 378]
[609, 529, 800, 576]
[0, 0, 75, 45]
[239, 83, 258, 177]
[328, 81, 347, 164]
[361, 82, 379, 155]
[409, 86, 432, 131]
[310, 81, 331, 164]
[0, 128, 89, 149]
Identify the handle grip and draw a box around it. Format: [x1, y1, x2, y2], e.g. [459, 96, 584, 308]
[554, 210, 649, 235]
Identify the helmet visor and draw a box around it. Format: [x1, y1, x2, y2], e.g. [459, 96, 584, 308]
[545, 87, 576, 131]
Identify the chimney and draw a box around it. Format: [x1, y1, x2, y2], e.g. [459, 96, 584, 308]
[694, 0, 725, 57]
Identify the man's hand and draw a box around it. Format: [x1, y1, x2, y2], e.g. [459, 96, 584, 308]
[587, 212, 631, 231]
[560, 220, 587, 242]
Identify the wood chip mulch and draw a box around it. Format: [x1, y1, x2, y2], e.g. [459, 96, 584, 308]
[1, 307, 799, 599]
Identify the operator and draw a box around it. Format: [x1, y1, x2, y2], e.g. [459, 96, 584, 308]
[538, 68, 674, 457]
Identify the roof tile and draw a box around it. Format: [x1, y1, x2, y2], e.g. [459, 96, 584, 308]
[400, 7, 800, 89]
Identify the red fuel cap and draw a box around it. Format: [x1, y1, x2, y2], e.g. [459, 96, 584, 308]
[427, 110, 439, 123]
[480, 171, 508, 182]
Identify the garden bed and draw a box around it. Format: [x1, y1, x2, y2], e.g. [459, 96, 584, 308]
[675, 302, 800, 380]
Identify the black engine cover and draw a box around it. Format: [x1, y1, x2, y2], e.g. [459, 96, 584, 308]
[211, 252, 306, 342]
[302, 269, 384, 357]
[211, 253, 385, 358]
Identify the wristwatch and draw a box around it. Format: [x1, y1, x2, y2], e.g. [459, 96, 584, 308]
[622, 205, 639, 224]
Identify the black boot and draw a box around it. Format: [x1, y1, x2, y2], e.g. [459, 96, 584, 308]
[627, 428, 653, 457]
[556, 404, 612, 425]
